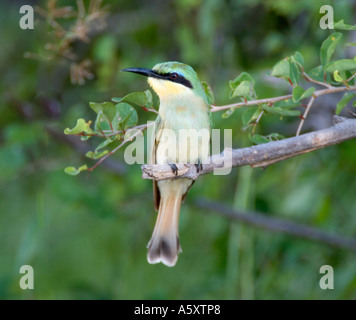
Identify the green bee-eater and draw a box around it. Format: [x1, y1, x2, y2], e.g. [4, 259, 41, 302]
[122, 62, 211, 266]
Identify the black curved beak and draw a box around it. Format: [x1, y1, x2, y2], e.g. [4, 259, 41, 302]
[121, 67, 165, 79]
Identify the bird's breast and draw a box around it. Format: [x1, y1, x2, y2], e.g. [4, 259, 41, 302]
[156, 96, 210, 165]
[158, 95, 209, 131]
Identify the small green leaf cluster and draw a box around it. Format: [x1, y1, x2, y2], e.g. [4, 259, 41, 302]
[225, 20, 356, 144]
[64, 90, 154, 175]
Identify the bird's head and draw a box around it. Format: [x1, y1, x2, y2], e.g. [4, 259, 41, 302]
[122, 61, 210, 104]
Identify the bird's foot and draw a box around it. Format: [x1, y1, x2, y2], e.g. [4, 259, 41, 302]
[195, 160, 203, 173]
[168, 163, 179, 176]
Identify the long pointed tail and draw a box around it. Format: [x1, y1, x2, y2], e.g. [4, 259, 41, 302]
[147, 192, 183, 267]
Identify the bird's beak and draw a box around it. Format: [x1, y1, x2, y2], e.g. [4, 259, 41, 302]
[121, 67, 164, 79]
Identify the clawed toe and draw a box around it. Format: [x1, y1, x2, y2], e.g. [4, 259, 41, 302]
[195, 162, 203, 173]
[168, 163, 179, 176]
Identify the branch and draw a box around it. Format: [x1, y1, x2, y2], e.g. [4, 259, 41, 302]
[141, 116, 356, 181]
[195, 199, 356, 252]
[210, 85, 356, 113]
[296, 95, 315, 136]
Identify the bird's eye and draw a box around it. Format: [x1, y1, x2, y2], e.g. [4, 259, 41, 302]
[170, 73, 178, 80]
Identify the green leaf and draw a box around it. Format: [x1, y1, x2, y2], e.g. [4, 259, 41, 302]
[242, 106, 259, 125]
[64, 165, 88, 175]
[249, 134, 270, 145]
[229, 72, 255, 99]
[325, 59, 356, 73]
[201, 81, 215, 104]
[274, 99, 300, 108]
[271, 53, 303, 84]
[85, 150, 109, 159]
[291, 51, 304, 65]
[95, 137, 117, 153]
[231, 80, 253, 99]
[336, 92, 356, 115]
[221, 108, 235, 119]
[301, 87, 316, 100]
[229, 72, 255, 89]
[292, 86, 305, 102]
[89, 102, 117, 132]
[112, 90, 153, 108]
[97, 113, 112, 131]
[262, 105, 300, 116]
[64, 119, 94, 135]
[289, 61, 300, 85]
[89, 102, 116, 120]
[320, 32, 342, 68]
[249, 132, 285, 145]
[80, 135, 91, 141]
[266, 132, 285, 140]
[308, 65, 325, 82]
[334, 20, 356, 31]
[292, 86, 316, 102]
[271, 59, 290, 78]
[114, 102, 138, 129]
[333, 70, 344, 83]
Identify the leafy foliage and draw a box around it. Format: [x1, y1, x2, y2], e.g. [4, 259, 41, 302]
[221, 28, 356, 143]
[64, 98, 142, 174]
[2, 0, 356, 301]
[320, 32, 342, 68]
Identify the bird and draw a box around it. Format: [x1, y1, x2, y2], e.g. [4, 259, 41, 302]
[122, 62, 212, 267]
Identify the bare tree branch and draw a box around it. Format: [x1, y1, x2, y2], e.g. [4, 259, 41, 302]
[195, 199, 356, 252]
[296, 95, 315, 136]
[141, 116, 356, 181]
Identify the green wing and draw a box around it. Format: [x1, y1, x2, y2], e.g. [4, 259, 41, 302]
[151, 115, 163, 211]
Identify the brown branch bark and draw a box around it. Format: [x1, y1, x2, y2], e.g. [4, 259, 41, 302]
[141, 116, 356, 181]
[195, 199, 356, 252]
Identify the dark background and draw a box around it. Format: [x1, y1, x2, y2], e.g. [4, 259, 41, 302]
[1, 0, 356, 299]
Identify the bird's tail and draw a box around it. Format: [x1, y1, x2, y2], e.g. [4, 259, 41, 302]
[147, 191, 183, 267]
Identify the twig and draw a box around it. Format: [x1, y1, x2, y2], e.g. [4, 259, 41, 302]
[140, 106, 159, 114]
[195, 199, 356, 252]
[87, 123, 151, 172]
[45, 125, 126, 175]
[210, 93, 294, 113]
[296, 95, 315, 136]
[72, 123, 150, 138]
[141, 116, 356, 181]
[210, 85, 356, 113]
[301, 69, 332, 89]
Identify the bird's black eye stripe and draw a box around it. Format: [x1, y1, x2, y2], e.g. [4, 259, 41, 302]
[158, 72, 193, 89]
[175, 76, 193, 89]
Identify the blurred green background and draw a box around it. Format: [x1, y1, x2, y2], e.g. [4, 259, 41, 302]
[1, 0, 356, 300]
